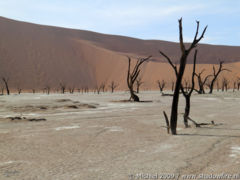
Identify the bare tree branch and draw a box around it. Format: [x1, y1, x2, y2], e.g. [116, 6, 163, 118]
[127, 56, 151, 101]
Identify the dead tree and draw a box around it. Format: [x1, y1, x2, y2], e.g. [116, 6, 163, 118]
[194, 69, 212, 94]
[69, 87, 75, 94]
[100, 83, 106, 93]
[80, 87, 88, 94]
[45, 85, 50, 94]
[84, 87, 89, 93]
[222, 77, 229, 91]
[127, 56, 151, 102]
[17, 87, 22, 94]
[209, 61, 229, 94]
[109, 81, 118, 93]
[59, 83, 66, 94]
[96, 85, 101, 94]
[136, 77, 144, 93]
[157, 80, 166, 93]
[233, 81, 236, 92]
[2, 77, 10, 95]
[221, 80, 224, 92]
[159, 18, 207, 135]
[164, 50, 198, 128]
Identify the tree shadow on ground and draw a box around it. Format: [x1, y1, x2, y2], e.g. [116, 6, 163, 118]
[111, 100, 153, 103]
[178, 133, 240, 138]
[200, 127, 240, 131]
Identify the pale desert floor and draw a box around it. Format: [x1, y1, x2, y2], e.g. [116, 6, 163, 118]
[0, 91, 240, 180]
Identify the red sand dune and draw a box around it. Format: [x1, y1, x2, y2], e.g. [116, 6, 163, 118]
[0, 16, 240, 91]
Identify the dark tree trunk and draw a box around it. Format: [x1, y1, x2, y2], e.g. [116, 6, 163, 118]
[100, 83, 106, 93]
[209, 75, 216, 94]
[225, 85, 228, 92]
[163, 111, 170, 134]
[2, 78, 10, 95]
[233, 82, 236, 92]
[59, 83, 66, 94]
[209, 82, 214, 94]
[109, 81, 117, 93]
[170, 54, 188, 135]
[136, 78, 143, 94]
[201, 85, 205, 94]
[181, 50, 197, 128]
[183, 95, 190, 128]
[130, 90, 139, 102]
[157, 80, 165, 93]
[69, 88, 74, 94]
[97, 87, 101, 94]
[45, 86, 50, 95]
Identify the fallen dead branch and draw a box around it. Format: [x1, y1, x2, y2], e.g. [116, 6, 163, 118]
[187, 117, 215, 127]
[8, 116, 47, 122]
[161, 93, 174, 96]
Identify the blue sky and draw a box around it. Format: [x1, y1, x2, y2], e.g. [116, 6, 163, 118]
[0, 0, 240, 46]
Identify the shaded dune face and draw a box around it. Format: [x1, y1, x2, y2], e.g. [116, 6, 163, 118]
[0, 16, 239, 90]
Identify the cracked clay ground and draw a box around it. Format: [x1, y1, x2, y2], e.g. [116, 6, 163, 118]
[0, 91, 240, 180]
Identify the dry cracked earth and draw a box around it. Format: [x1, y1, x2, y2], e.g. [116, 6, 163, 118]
[0, 91, 240, 180]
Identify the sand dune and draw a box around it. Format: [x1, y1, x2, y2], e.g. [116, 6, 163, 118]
[0, 16, 239, 90]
